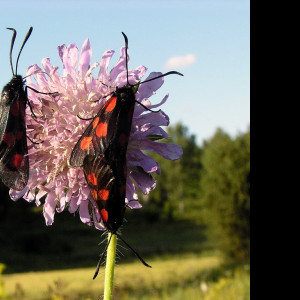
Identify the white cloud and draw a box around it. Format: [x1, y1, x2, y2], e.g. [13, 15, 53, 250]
[165, 54, 196, 69]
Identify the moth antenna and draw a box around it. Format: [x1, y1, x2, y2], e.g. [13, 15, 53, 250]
[121, 32, 129, 85]
[116, 233, 152, 268]
[15, 27, 33, 75]
[140, 71, 184, 85]
[6, 27, 17, 75]
[23, 71, 50, 81]
[93, 233, 113, 280]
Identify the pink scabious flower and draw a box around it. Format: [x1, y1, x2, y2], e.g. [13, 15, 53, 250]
[9, 38, 183, 229]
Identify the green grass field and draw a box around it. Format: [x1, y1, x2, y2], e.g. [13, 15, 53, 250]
[1, 185, 249, 299]
[1, 254, 249, 300]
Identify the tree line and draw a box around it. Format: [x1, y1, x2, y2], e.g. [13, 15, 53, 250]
[143, 123, 250, 264]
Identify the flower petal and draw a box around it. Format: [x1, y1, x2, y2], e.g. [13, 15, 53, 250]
[127, 149, 160, 174]
[130, 168, 156, 195]
[141, 140, 183, 161]
[43, 192, 57, 225]
[109, 46, 127, 82]
[79, 199, 92, 224]
[137, 72, 164, 100]
[126, 180, 142, 209]
[78, 39, 92, 79]
[9, 187, 28, 201]
[134, 109, 170, 129]
[98, 50, 115, 82]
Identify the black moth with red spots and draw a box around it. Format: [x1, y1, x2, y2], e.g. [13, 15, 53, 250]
[70, 84, 137, 233]
[0, 27, 34, 190]
[70, 32, 183, 278]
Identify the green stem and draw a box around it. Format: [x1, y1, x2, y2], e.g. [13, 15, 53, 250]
[104, 233, 117, 300]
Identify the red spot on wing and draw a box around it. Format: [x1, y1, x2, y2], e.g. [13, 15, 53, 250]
[100, 208, 108, 222]
[3, 132, 15, 147]
[96, 122, 108, 137]
[10, 153, 25, 168]
[87, 172, 97, 186]
[98, 189, 109, 201]
[80, 136, 93, 150]
[105, 97, 117, 112]
[93, 117, 100, 129]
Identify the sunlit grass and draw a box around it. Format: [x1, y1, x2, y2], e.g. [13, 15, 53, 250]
[118, 265, 250, 300]
[2, 254, 222, 300]
[201, 268, 250, 300]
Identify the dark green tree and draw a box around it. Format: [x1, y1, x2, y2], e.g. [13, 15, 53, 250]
[145, 123, 202, 221]
[200, 128, 250, 263]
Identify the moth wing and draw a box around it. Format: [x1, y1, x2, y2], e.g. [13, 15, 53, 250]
[83, 154, 125, 232]
[70, 96, 119, 167]
[0, 94, 29, 191]
[0, 89, 12, 142]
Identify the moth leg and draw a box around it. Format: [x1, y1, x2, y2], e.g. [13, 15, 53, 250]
[25, 86, 58, 118]
[135, 100, 161, 113]
[26, 134, 43, 145]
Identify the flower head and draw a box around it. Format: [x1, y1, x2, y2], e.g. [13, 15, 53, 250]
[10, 38, 183, 229]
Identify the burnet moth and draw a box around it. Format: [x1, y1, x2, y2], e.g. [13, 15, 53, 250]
[0, 27, 54, 191]
[70, 32, 183, 278]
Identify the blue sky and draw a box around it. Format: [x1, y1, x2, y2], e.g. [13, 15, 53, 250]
[0, 0, 249, 146]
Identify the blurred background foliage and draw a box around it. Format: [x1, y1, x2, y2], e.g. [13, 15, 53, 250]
[0, 122, 250, 299]
[144, 123, 250, 265]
